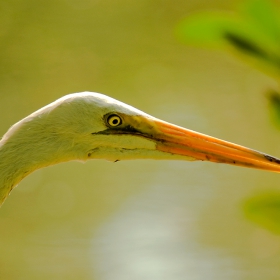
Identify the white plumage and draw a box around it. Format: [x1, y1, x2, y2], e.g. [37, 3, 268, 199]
[0, 92, 279, 206]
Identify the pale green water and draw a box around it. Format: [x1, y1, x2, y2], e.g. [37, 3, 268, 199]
[1, 0, 280, 279]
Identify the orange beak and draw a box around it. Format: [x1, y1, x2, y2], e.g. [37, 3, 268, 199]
[144, 117, 280, 172]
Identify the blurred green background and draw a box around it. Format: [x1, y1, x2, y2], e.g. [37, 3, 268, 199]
[1, 0, 280, 279]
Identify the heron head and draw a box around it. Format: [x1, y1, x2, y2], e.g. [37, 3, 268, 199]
[4, 91, 280, 172]
[34, 91, 280, 172]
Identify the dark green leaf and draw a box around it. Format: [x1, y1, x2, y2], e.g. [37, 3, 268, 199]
[224, 32, 268, 58]
[268, 91, 280, 129]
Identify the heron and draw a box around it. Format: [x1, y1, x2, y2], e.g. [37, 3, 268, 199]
[0, 91, 279, 206]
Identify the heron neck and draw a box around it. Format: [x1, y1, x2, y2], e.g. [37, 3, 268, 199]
[0, 138, 39, 205]
[0, 128, 67, 206]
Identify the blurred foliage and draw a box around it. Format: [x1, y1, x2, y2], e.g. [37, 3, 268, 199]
[178, 0, 280, 235]
[177, 0, 280, 78]
[268, 90, 280, 129]
[244, 193, 280, 234]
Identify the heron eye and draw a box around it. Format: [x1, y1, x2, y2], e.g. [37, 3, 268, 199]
[107, 114, 122, 127]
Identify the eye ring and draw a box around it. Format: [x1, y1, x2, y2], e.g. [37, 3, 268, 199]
[106, 114, 122, 127]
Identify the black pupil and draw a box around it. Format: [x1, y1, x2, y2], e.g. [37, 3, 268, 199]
[112, 118, 119, 125]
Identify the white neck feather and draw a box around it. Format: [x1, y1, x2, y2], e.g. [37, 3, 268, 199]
[0, 138, 37, 204]
[0, 115, 77, 206]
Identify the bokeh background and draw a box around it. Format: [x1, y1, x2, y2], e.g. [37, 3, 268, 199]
[1, 0, 280, 279]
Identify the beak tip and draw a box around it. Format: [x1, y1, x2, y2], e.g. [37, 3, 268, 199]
[264, 154, 280, 165]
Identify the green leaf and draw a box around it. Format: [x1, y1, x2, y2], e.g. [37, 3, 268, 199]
[177, 10, 275, 55]
[177, 12, 239, 47]
[244, 192, 280, 234]
[177, 0, 280, 76]
[224, 31, 269, 58]
[240, 0, 280, 45]
[268, 91, 280, 129]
